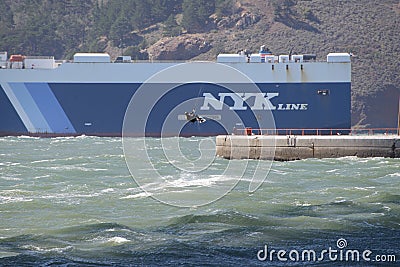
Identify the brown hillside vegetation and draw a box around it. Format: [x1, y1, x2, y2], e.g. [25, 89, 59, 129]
[149, 0, 400, 128]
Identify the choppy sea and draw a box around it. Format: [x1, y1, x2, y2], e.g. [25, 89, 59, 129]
[0, 136, 399, 266]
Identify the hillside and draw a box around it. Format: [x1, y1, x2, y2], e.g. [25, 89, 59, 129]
[0, 0, 399, 128]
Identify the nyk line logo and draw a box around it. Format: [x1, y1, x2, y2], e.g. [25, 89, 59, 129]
[200, 93, 308, 111]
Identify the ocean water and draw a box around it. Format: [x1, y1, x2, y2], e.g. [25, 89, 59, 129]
[0, 136, 399, 266]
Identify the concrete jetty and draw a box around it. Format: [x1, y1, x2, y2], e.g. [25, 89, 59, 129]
[216, 135, 400, 161]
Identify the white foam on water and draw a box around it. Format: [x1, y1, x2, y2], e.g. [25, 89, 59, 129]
[120, 192, 152, 199]
[32, 174, 51, 179]
[97, 154, 124, 159]
[0, 176, 22, 181]
[383, 206, 392, 212]
[101, 188, 114, 193]
[326, 169, 340, 173]
[104, 237, 130, 244]
[17, 135, 40, 140]
[31, 159, 58, 164]
[0, 189, 35, 204]
[87, 236, 130, 245]
[353, 186, 373, 191]
[54, 136, 77, 140]
[162, 173, 234, 189]
[38, 192, 102, 203]
[333, 198, 347, 203]
[0, 251, 20, 258]
[2, 162, 21, 167]
[293, 201, 312, 207]
[0, 196, 33, 204]
[42, 166, 108, 172]
[21, 245, 74, 253]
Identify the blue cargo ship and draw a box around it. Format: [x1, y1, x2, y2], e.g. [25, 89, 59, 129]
[0, 48, 351, 137]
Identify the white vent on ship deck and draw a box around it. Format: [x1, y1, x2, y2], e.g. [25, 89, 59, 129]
[327, 53, 351, 63]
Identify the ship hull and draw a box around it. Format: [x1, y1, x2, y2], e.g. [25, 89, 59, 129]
[0, 58, 351, 137]
[0, 81, 350, 137]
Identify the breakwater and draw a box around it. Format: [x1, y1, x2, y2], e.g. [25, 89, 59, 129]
[216, 135, 400, 161]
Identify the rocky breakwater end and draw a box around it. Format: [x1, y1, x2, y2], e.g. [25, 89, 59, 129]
[216, 135, 400, 161]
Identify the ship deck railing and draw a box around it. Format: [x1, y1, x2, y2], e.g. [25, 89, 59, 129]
[127, 59, 324, 63]
[234, 128, 400, 136]
[24, 56, 54, 59]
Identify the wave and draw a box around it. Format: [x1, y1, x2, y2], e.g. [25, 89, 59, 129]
[39, 165, 108, 172]
[17, 135, 41, 140]
[162, 174, 235, 189]
[0, 176, 22, 181]
[166, 210, 263, 228]
[0, 251, 20, 259]
[103, 236, 130, 245]
[0, 196, 33, 204]
[120, 191, 152, 199]
[21, 244, 74, 253]
[0, 216, 399, 266]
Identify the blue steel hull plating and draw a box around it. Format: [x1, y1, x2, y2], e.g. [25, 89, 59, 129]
[0, 82, 350, 137]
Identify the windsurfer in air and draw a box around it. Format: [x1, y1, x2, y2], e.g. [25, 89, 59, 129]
[185, 109, 206, 124]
